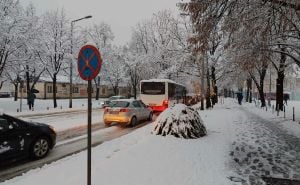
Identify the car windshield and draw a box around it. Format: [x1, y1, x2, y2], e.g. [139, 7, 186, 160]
[109, 101, 130, 108]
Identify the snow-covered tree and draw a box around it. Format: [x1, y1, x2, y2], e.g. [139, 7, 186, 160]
[128, 10, 194, 87]
[0, 0, 30, 90]
[81, 22, 114, 99]
[153, 104, 207, 139]
[102, 47, 127, 96]
[36, 9, 69, 108]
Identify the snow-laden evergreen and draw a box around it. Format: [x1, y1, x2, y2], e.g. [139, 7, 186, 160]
[153, 104, 207, 139]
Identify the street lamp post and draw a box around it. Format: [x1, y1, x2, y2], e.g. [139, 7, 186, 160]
[69, 15, 92, 108]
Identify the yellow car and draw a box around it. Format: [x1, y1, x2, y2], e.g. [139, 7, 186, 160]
[103, 99, 153, 127]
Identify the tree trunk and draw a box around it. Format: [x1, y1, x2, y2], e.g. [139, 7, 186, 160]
[258, 85, 266, 107]
[200, 97, 204, 110]
[14, 84, 18, 101]
[250, 66, 267, 107]
[246, 81, 250, 102]
[95, 77, 100, 100]
[276, 49, 286, 111]
[53, 75, 57, 108]
[206, 67, 211, 109]
[113, 86, 118, 95]
[96, 88, 100, 100]
[246, 78, 252, 102]
[211, 66, 218, 105]
[26, 65, 30, 105]
[133, 84, 137, 99]
[249, 79, 252, 103]
[259, 71, 267, 107]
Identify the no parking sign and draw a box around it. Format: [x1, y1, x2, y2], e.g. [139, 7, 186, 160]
[77, 44, 102, 81]
[77, 44, 102, 185]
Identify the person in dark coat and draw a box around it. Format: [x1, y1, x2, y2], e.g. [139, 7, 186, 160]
[28, 91, 36, 110]
[283, 93, 289, 105]
[237, 92, 243, 105]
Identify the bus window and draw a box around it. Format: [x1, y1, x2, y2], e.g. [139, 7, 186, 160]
[141, 82, 165, 95]
[168, 83, 175, 99]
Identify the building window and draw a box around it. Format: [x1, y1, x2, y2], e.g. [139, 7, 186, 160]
[73, 87, 79, 93]
[47, 86, 52, 93]
[101, 88, 106, 95]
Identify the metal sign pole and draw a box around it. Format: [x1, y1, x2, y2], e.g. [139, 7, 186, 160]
[87, 80, 92, 185]
[77, 44, 102, 185]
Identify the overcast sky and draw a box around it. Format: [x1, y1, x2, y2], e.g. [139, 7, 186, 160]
[21, 0, 182, 46]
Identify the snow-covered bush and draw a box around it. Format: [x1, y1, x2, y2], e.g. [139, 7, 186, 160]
[153, 104, 207, 139]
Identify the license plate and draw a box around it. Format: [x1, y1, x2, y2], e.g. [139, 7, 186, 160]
[110, 111, 119, 114]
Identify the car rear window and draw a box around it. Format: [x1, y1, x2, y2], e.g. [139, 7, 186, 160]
[109, 101, 130, 108]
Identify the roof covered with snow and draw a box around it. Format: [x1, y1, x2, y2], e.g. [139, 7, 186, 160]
[141, 79, 185, 87]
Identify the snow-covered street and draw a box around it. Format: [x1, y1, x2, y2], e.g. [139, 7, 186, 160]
[1, 99, 299, 185]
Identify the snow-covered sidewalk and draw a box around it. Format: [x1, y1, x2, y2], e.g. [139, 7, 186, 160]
[228, 103, 300, 184]
[1, 99, 300, 185]
[0, 98, 106, 116]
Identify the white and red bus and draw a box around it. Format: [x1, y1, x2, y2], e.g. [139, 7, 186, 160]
[140, 79, 187, 112]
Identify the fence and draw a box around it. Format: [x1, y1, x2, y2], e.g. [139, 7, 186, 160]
[254, 99, 300, 123]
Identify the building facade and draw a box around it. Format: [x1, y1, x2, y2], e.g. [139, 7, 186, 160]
[18, 80, 130, 99]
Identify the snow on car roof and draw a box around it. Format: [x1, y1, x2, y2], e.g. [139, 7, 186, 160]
[110, 99, 135, 102]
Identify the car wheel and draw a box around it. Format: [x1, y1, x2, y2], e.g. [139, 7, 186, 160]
[31, 137, 50, 159]
[148, 112, 153, 121]
[130, 116, 137, 127]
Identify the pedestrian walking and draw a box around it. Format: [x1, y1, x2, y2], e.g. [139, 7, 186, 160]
[283, 93, 289, 105]
[28, 91, 36, 110]
[237, 92, 243, 105]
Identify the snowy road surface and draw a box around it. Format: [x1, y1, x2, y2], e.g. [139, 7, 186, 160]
[0, 121, 151, 182]
[18, 108, 104, 132]
[1, 99, 299, 185]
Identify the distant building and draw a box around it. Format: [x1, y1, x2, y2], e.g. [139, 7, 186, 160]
[0, 82, 13, 97]
[250, 69, 300, 101]
[17, 76, 130, 99]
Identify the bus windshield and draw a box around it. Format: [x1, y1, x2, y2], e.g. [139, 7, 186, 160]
[141, 82, 165, 95]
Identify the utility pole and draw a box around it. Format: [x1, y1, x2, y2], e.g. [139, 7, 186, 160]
[69, 15, 92, 108]
[69, 22, 74, 109]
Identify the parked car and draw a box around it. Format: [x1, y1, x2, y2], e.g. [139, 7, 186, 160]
[103, 99, 153, 127]
[102, 95, 127, 108]
[0, 113, 56, 164]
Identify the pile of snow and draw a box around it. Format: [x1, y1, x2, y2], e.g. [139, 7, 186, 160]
[153, 104, 207, 139]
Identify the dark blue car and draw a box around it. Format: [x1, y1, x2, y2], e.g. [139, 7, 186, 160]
[0, 113, 56, 165]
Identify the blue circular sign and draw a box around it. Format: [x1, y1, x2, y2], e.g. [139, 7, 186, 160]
[77, 45, 102, 81]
